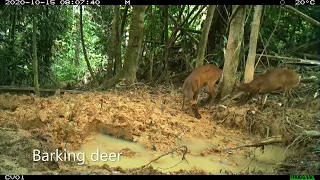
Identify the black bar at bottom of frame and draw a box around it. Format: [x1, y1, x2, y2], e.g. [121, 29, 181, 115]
[0, 175, 284, 178]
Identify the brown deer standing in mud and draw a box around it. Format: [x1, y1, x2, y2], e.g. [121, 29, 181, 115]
[182, 64, 222, 119]
[236, 68, 300, 108]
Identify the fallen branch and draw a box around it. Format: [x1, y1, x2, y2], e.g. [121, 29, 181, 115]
[223, 130, 319, 153]
[0, 86, 85, 94]
[284, 130, 319, 155]
[255, 54, 320, 66]
[230, 92, 244, 100]
[141, 146, 188, 169]
[286, 61, 320, 66]
[220, 94, 230, 102]
[223, 136, 284, 151]
[300, 77, 318, 83]
[302, 130, 320, 137]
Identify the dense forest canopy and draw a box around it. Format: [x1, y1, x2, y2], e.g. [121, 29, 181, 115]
[0, 5, 318, 91]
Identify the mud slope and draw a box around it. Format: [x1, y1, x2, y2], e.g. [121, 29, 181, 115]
[0, 87, 317, 174]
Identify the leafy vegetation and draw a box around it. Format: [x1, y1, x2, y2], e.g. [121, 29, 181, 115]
[0, 5, 317, 88]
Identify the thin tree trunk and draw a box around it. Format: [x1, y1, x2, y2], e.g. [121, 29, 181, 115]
[148, 6, 155, 82]
[244, 5, 263, 83]
[32, 7, 40, 97]
[163, 5, 169, 84]
[80, 5, 97, 85]
[107, 6, 121, 77]
[195, 5, 216, 68]
[146, 6, 154, 43]
[216, 5, 246, 100]
[73, 6, 80, 67]
[106, 7, 114, 78]
[114, 6, 121, 74]
[149, 52, 154, 82]
[120, 4, 129, 36]
[160, 8, 165, 45]
[9, 6, 17, 80]
[10, 6, 17, 43]
[74, 37, 80, 67]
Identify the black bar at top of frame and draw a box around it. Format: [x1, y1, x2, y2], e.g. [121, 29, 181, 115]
[3, 0, 319, 5]
[124, 0, 317, 5]
[97, 0, 299, 5]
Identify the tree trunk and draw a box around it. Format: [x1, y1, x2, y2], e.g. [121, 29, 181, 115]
[149, 52, 154, 82]
[121, 5, 148, 84]
[73, 6, 80, 67]
[80, 5, 98, 85]
[216, 5, 246, 100]
[114, 6, 122, 74]
[106, 6, 115, 78]
[9, 6, 17, 77]
[163, 5, 169, 84]
[32, 7, 40, 97]
[107, 6, 121, 77]
[195, 5, 216, 68]
[160, 8, 165, 45]
[42, 6, 52, 73]
[99, 5, 148, 89]
[120, 4, 129, 36]
[244, 5, 263, 83]
[10, 6, 17, 44]
[74, 36, 80, 67]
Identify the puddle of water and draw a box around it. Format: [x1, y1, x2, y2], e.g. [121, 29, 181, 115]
[179, 138, 213, 153]
[73, 133, 288, 174]
[254, 146, 287, 161]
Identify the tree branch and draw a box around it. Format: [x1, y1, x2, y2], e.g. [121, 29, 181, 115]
[281, 5, 320, 27]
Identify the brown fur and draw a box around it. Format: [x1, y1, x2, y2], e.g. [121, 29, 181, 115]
[237, 68, 300, 105]
[182, 64, 222, 119]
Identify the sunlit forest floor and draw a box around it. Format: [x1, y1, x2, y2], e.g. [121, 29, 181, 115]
[0, 85, 318, 175]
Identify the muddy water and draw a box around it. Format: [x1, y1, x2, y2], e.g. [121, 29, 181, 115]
[74, 133, 288, 174]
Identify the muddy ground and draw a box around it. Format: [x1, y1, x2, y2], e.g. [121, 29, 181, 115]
[0, 85, 318, 175]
